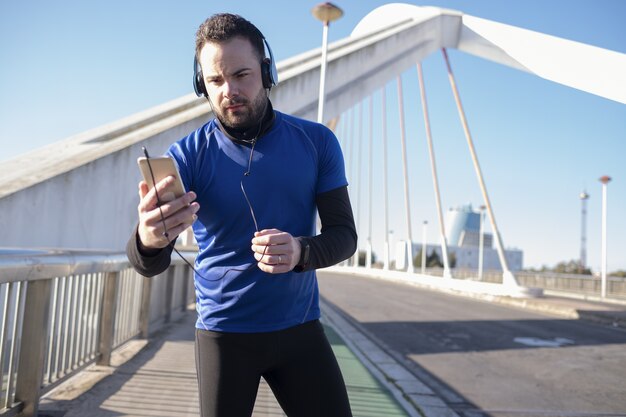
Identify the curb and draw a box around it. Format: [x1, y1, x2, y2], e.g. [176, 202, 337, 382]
[321, 299, 461, 417]
[480, 293, 626, 329]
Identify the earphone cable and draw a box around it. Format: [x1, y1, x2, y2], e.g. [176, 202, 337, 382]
[241, 139, 260, 231]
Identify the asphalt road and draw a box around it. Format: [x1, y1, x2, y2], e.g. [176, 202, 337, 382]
[318, 272, 626, 417]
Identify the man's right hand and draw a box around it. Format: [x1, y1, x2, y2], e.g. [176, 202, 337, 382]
[137, 176, 200, 250]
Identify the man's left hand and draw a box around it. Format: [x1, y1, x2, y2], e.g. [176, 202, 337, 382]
[251, 229, 301, 274]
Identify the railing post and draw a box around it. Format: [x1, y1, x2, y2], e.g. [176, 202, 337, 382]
[97, 271, 118, 366]
[164, 266, 176, 324]
[139, 275, 152, 339]
[15, 279, 52, 417]
[181, 265, 191, 312]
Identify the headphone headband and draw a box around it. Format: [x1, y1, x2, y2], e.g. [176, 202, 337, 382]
[193, 36, 278, 98]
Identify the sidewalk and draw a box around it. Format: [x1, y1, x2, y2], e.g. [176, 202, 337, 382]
[38, 271, 626, 417]
[39, 309, 410, 417]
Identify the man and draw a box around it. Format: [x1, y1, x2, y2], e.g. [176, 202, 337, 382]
[127, 13, 356, 417]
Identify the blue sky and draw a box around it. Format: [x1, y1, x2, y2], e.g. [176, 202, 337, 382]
[1, 0, 625, 272]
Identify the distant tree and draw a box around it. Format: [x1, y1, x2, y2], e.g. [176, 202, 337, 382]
[448, 251, 457, 268]
[553, 259, 592, 275]
[525, 262, 592, 274]
[357, 250, 377, 266]
[427, 251, 442, 268]
[414, 249, 445, 268]
[413, 249, 424, 268]
[357, 250, 364, 266]
[610, 270, 626, 277]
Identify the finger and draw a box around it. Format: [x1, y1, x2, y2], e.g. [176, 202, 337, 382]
[256, 262, 291, 274]
[141, 190, 197, 220]
[250, 244, 295, 263]
[143, 201, 199, 229]
[138, 223, 171, 249]
[251, 230, 290, 246]
[252, 244, 272, 263]
[140, 176, 175, 210]
[158, 208, 198, 233]
[138, 181, 149, 199]
[253, 252, 283, 265]
[253, 229, 284, 244]
[140, 176, 188, 212]
[142, 214, 195, 247]
[160, 191, 177, 203]
[254, 228, 280, 236]
[143, 198, 198, 224]
[162, 222, 194, 243]
[251, 242, 282, 255]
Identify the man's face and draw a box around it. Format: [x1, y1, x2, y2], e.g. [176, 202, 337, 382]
[199, 37, 267, 130]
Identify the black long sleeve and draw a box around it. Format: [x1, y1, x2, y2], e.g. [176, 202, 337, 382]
[126, 224, 174, 277]
[295, 185, 357, 272]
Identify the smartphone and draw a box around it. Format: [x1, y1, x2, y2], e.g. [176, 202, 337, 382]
[137, 156, 186, 200]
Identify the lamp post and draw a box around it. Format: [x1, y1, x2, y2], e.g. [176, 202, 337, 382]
[312, 2, 343, 124]
[478, 205, 486, 280]
[599, 176, 611, 298]
[421, 221, 428, 275]
[389, 230, 394, 269]
[579, 190, 589, 273]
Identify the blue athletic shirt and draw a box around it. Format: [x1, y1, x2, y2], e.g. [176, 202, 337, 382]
[167, 111, 348, 332]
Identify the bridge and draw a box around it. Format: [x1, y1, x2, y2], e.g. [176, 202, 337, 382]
[1, 4, 625, 417]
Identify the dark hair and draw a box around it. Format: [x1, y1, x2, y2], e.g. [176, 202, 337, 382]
[195, 13, 265, 61]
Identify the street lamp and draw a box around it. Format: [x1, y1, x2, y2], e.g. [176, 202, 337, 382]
[311, 2, 343, 124]
[599, 175, 611, 298]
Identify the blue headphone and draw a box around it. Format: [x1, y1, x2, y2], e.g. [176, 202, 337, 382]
[193, 37, 278, 98]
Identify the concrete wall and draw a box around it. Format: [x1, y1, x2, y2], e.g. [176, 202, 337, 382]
[0, 110, 207, 250]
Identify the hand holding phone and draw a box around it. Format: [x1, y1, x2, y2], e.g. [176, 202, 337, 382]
[136, 156, 198, 249]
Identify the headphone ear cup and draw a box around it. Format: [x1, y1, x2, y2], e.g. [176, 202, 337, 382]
[193, 56, 208, 98]
[262, 37, 278, 88]
[261, 58, 273, 89]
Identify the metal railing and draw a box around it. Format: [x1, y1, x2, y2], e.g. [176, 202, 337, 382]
[0, 249, 195, 417]
[400, 266, 626, 300]
[514, 270, 626, 300]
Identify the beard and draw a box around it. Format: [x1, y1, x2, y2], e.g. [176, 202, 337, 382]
[215, 88, 267, 131]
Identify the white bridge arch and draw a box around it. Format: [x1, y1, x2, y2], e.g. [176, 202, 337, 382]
[0, 3, 623, 295]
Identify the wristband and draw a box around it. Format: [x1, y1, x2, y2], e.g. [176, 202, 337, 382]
[294, 238, 310, 272]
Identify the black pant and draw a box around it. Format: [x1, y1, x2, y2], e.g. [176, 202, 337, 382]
[195, 320, 353, 417]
